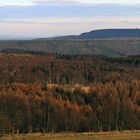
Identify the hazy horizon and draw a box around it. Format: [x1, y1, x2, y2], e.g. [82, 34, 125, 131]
[0, 0, 140, 37]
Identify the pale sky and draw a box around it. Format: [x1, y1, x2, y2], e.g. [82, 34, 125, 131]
[0, 0, 140, 6]
[0, 0, 140, 37]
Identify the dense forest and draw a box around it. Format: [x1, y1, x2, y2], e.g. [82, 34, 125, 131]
[0, 53, 140, 135]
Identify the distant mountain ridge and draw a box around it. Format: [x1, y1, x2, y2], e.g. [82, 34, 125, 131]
[0, 35, 35, 40]
[1, 29, 140, 40]
[48, 29, 140, 40]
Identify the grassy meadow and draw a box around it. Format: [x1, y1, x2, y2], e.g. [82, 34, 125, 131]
[1, 131, 140, 140]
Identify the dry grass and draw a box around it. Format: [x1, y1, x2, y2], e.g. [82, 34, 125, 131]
[1, 131, 140, 140]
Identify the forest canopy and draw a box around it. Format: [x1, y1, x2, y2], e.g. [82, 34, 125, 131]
[0, 54, 140, 134]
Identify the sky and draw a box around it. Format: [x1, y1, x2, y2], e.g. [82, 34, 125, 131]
[0, 0, 140, 37]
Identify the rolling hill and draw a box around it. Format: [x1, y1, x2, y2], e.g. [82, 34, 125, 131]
[0, 29, 140, 57]
[0, 39, 140, 57]
[48, 29, 140, 40]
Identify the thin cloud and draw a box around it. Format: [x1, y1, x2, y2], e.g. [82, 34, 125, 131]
[0, 4, 139, 19]
[32, 0, 140, 5]
[0, 16, 140, 37]
[32, 0, 80, 5]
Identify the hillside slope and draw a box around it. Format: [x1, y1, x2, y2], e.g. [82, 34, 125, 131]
[0, 39, 140, 56]
[50, 29, 140, 40]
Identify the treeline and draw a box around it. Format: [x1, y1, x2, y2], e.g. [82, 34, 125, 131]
[0, 54, 140, 135]
[0, 80, 140, 134]
[0, 54, 139, 84]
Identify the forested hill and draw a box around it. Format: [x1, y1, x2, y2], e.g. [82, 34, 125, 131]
[49, 29, 140, 40]
[0, 39, 140, 57]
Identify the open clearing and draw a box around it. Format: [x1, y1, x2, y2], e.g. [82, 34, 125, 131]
[1, 131, 140, 140]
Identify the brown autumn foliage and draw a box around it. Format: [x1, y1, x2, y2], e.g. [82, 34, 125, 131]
[0, 54, 139, 134]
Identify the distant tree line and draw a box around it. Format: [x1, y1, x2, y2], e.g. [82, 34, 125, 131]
[0, 54, 139, 84]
